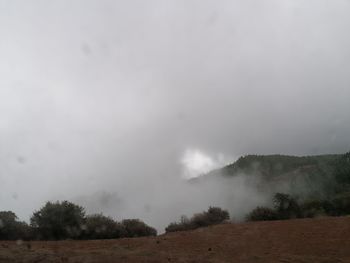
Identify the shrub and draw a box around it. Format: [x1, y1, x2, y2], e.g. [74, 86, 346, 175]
[122, 219, 157, 237]
[299, 192, 350, 217]
[165, 216, 192, 232]
[333, 152, 350, 190]
[325, 192, 350, 216]
[165, 222, 187, 232]
[245, 206, 279, 221]
[30, 201, 86, 240]
[246, 193, 305, 222]
[1, 201, 159, 240]
[300, 200, 326, 218]
[191, 213, 211, 228]
[82, 214, 127, 240]
[0, 211, 32, 240]
[206, 207, 230, 224]
[165, 207, 230, 233]
[273, 193, 302, 219]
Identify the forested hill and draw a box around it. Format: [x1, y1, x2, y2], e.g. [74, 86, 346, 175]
[194, 153, 349, 199]
[210, 154, 341, 179]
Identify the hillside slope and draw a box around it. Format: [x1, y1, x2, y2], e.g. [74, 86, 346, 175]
[195, 154, 343, 198]
[1, 216, 349, 262]
[218, 154, 339, 177]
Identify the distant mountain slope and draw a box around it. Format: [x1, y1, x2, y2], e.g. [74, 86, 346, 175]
[209, 154, 340, 178]
[196, 153, 344, 199]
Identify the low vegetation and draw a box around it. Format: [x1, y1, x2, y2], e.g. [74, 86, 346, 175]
[0, 201, 156, 241]
[0, 211, 32, 240]
[30, 201, 86, 240]
[246, 152, 350, 221]
[165, 206, 229, 233]
[82, 214, 127, 240]
[247, 191, 350, 221]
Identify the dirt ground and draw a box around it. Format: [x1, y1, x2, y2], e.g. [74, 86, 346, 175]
[0, 216, 349, 263]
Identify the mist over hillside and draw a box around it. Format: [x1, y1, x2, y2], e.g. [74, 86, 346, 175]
[183, 153, 341, 221]
[75, 152, 347, 232]
[1, 0, 350, 234]
[202, 154, 340, 197]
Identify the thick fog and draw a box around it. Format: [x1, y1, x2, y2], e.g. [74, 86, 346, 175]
[1, 0, 350, 231]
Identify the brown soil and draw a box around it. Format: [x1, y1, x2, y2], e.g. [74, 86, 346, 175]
[1, 216, 350, 263]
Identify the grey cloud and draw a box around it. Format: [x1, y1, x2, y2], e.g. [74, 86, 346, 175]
[0, 0, 350, 230]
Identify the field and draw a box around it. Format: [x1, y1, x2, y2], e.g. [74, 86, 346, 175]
[0, 216, 349, 263]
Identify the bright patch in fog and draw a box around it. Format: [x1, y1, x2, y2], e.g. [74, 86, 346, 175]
[181, 149, 223, 179]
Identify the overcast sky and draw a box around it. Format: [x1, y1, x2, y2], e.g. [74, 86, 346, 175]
[1, 0, 350, 229]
